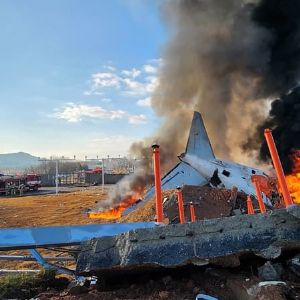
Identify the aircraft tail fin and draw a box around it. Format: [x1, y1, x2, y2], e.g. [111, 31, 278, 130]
[185, 112, 215, 160]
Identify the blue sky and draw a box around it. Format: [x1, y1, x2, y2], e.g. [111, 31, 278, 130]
[0, 0, 167, 158]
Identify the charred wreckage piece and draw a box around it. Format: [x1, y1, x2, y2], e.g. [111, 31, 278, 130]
[124, 111, 272, 216]
[76, 205, 300, 277]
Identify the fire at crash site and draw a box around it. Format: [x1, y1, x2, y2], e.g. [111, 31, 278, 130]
[0, 1, 299, 300]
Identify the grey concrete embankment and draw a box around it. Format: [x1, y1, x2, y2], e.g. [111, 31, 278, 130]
[77, 206, 300, 276]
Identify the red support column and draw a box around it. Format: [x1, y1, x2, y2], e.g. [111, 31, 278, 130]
[246, 195, 255, 215]
[252, 179, 266, 213]
[264, 129, 293, 207]
[176, 187, 185, 224]
[152, 144, 163, 223]
[189, 202, 196, 222]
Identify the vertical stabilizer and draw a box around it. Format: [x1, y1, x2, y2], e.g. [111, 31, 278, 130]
[185, 112, 215, 159]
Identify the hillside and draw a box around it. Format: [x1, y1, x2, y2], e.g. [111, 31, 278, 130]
[0, 152, 40, 171]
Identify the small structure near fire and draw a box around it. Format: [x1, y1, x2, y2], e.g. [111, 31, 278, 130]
[164, 185, 247, 223]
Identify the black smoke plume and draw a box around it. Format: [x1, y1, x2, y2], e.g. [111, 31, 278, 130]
[246, 87, 300, 173]
[98, 0, 300, 211]
[245, 0, 300, 172]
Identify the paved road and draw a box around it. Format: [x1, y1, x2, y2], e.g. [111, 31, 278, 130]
[0, 186, 88, 198]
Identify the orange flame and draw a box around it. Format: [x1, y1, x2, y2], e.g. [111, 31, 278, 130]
[285, 150, 300, 204]
[89, 193, 141, 220]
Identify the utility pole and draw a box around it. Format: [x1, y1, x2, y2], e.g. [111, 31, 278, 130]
[39, 157, 76, 195]
[102, 158, 105, 190]
[55, 160, 58, 195]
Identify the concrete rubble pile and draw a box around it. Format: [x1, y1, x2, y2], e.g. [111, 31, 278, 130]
[164, 185, 249, 223]
[73, 178, 299, 299]
[77, 205, 300, 276]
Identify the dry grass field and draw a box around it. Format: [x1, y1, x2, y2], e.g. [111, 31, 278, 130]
[0, 187, 111, 271]
[0, 186, 170, 271]
[0, 187, 110, 228]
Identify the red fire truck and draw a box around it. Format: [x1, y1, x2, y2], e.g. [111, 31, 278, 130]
[24, 174, 41, 191]
[0, 174, 41, 195]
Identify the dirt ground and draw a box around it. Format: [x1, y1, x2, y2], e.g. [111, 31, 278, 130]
[0, 186, 112, 271]
[0, 186, 111, 228]
[0, 185, 166, 271]
[0, 186, 168, 271]
[25, 263, 300, 300]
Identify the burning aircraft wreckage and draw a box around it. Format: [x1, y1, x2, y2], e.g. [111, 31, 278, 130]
[0, 111, 299, 298]
[89, 111, 296, 220]
[76, 112, 300, 282]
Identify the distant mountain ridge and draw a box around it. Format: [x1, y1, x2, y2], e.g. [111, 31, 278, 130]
[0, 152, 40, 170]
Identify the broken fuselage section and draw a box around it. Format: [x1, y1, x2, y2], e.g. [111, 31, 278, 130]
[143, 112, 270, 207]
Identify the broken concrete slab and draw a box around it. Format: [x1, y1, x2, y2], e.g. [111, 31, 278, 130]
[77, 206, 300, 276]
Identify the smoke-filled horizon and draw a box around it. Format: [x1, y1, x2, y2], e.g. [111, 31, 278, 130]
[100, 0, 300, 210]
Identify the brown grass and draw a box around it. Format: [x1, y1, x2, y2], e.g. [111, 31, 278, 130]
[0, 187, 111, 228]
[0, 187, 174, 270]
